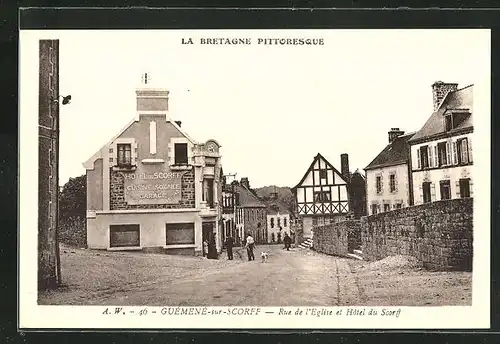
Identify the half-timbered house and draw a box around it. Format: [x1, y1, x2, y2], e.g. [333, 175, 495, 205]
[292, 153, 351, 240]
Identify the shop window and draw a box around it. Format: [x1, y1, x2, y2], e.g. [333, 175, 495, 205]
[174, 143, 188, 165]
[110, 224, 140, 248]
[166, 223, 195, 245]
[440, 180, 451, 200]
[117, 144, 132, 167]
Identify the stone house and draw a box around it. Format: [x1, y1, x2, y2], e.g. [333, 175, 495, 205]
[409, 82, 473, 204]
[83, 75, 223, 256]
[234, 178, 268, 244]
[265, 195, 292, 244]
[364, 128, 415, 215]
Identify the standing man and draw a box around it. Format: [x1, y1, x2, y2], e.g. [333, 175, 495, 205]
[283, 232, 292, 251]
[245, 232, 255, 261]
[225, 235, 234, 260]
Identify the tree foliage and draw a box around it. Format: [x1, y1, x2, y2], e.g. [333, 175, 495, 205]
[59, 174, 86, 221]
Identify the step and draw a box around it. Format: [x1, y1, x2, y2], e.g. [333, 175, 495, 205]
[347, 253, 363, 260]
[353, 249, 363, 255]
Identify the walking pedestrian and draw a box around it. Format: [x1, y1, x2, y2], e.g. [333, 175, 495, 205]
[225, 235, 234, 260]
[245, 233, 255, 261]
[283, 232, 292, 251]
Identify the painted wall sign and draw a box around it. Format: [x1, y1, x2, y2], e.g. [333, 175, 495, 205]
[122, 165, 185, 205]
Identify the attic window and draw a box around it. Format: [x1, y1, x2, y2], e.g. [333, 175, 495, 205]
[445, 114, 453, 131]
[319, 169, 327, 179]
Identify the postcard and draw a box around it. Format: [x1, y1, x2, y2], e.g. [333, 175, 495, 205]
[19, 28, 491, 329]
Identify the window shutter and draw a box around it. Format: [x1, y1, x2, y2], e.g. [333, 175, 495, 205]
[446, 141, 452, 166]
[462, 139, 469, 164]
[132, 141, 138, 166]
[455, 180, 461, 198]
[452, 141, 458, 165]
[433, 146, 439, 166]
[428, 146, 433, 168]
[469, 180, 473, 197]
[430, 183, 436, 202]
[418, 184, 423, 204]
[468, 136, 473, 163]
[417, 148, 421, 169]
[394, 173, 398, 192]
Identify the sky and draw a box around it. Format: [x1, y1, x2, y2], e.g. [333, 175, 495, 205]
[20, 29, 490, 189]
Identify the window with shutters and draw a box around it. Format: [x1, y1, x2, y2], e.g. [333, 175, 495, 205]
[110, 224, 140, 248]
[371, 204, 378, 215]
[395, 203, 403, 209]
[422, 182, 431, 203]
[270, 217, 274, 228]
[437, 142, 448, 166]
[440, 180, 451, 200]
[459, 178, 471, 198]
[457, 138, 469, 165]
[433, 146, 439, 166]
[420, 145, 429, 168]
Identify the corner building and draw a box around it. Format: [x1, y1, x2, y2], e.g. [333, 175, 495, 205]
[84, 78, 223, 256]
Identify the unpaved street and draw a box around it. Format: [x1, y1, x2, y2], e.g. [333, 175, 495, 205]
[39, 244, 471, 306]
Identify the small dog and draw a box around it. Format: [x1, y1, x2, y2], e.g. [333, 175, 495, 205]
[261, 251, 270, 263]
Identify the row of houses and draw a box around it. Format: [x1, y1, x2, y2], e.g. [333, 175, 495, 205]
[365, 81, 473, 214]
[289, 81, 473, 246]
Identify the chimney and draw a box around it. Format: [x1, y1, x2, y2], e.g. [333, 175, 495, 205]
[340, 154, 350, 179]
[175, 121, 182, 127]
[432, 81, 458, 111]
[240, 177, 250, 189]
[388, 128, 405, 143]
[136, 72, 169, 112]
[270, 186, 278, 200]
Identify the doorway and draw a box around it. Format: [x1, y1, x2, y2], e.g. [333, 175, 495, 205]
[202, 221, 217, 259]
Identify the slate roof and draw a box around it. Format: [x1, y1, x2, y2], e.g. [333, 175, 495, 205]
[365, 132, 415, 170]
[235, 185, 267, 208]
[265, 200, 291, 215]
[409, 85, 473, 143]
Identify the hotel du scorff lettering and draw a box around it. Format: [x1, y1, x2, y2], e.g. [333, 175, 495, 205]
[120, 167, 185, 205]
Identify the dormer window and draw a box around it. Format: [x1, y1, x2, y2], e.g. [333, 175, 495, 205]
[445, 114, 453, 131]
[444, 109, 469, 132]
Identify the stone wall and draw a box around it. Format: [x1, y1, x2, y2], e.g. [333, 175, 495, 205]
[313, 220, 361, 256]
[361, 198, 473, 271]
[109, 167, 195, 210]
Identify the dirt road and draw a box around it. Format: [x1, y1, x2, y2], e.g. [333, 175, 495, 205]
[39, 244, 471, 306]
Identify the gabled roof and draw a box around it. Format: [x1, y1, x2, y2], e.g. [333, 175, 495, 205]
[409, 84, 473, 143]
[292, 153, 348, 190]
[265, 200, 291, 215]
[235, 184, 267, 208]
[365, 132, 415, 170]
[82, 114, 198, 170]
